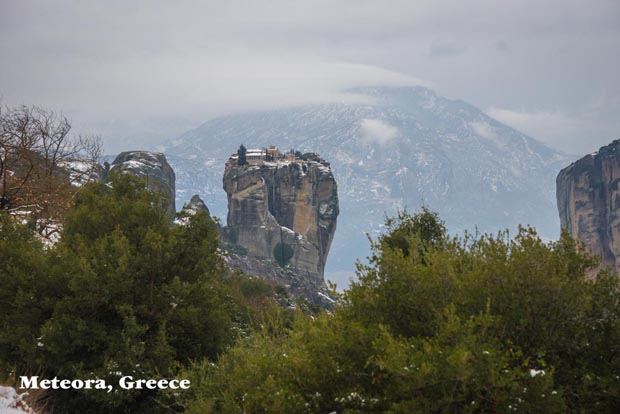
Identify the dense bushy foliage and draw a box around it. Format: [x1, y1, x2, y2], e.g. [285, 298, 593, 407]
[3, 185, 620, 413]
[0, 173, 275, 413]
[179, 209, 620, 413]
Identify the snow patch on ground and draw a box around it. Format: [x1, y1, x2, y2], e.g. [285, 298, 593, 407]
[0, 386, 38, 413]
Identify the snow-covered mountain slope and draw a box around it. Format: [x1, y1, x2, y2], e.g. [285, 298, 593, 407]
[162, 86, 571, 287]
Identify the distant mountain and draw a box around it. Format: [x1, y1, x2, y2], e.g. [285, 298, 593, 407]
[162, 86, 571, 287]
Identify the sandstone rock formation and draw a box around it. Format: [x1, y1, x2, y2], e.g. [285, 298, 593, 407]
[110, 151, 176, 215]
[182, 194, 210, 216]
[557, 139, 620, 275]
[223, 154, 339, 289]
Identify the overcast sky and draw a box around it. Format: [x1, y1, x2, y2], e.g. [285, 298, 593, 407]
[1, 0, 619, 155]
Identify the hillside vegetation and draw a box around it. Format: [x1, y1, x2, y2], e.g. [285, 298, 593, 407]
[1, 177, 619, 413]
[179, 209, 620, 413]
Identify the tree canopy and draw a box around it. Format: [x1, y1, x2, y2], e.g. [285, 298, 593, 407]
[2, 179, 619, 413]
[178, 210, 620, 414]
[0, 173, 275, 413]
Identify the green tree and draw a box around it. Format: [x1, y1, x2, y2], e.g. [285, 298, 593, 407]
[380, 207, 447, 257]
[37, 173, 232, 413]
[237, 144, 247, 166]
[0, 212, 62, 374]
[179, 209, 620, 414]
[0, 170, 278, 413]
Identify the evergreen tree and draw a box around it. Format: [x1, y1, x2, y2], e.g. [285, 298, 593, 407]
[40, 173, 231, 413]
[0, 174, 225, 413]
[237, 144, 247, 166]
[0, 212, 60, 372]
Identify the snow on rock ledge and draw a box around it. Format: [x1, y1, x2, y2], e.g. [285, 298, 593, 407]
[110, 151, 176, 216]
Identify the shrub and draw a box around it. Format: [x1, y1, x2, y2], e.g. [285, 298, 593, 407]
[180, 209, 620, 413]
[273, 242, 294, 267]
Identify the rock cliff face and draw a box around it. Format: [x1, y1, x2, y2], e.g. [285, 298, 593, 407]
[182, 194, 210, 216]
[110, 151, 176, 215]
[223, 158, 339, 288]
[557, 139, 620, 275]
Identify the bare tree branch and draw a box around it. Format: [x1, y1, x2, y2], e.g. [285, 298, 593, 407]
[0, 103, 103, 238]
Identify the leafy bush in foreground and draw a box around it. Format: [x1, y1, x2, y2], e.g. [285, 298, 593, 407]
[0, 173, 275, 413]
[179, 209, 620, 413]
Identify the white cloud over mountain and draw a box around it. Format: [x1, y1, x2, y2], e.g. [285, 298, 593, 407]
[359, 119, 400, 145]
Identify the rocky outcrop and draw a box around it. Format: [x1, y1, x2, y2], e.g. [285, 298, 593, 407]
[557, 139, 620, 275]
[110, 151, 176, 215]
[223, 157, 339, 289]
[182, 194, 210, 216]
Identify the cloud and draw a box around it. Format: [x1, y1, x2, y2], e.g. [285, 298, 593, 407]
[487, 103, 620, 156]
[0, 0, 618, 154]
[358, 119, 400, 145]
[495, 40, 509, 52]
[0, 49, 423, 116]
[484, 107, 620, 155]
[49, 50, 424, 152]
[179, 54, 426, 115]
[470, 120, 500, 141]
[429, 41, 466, 57]
[486, 107, 580, 140]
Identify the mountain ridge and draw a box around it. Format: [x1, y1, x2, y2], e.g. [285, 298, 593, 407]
[161, 86, 571, 287]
